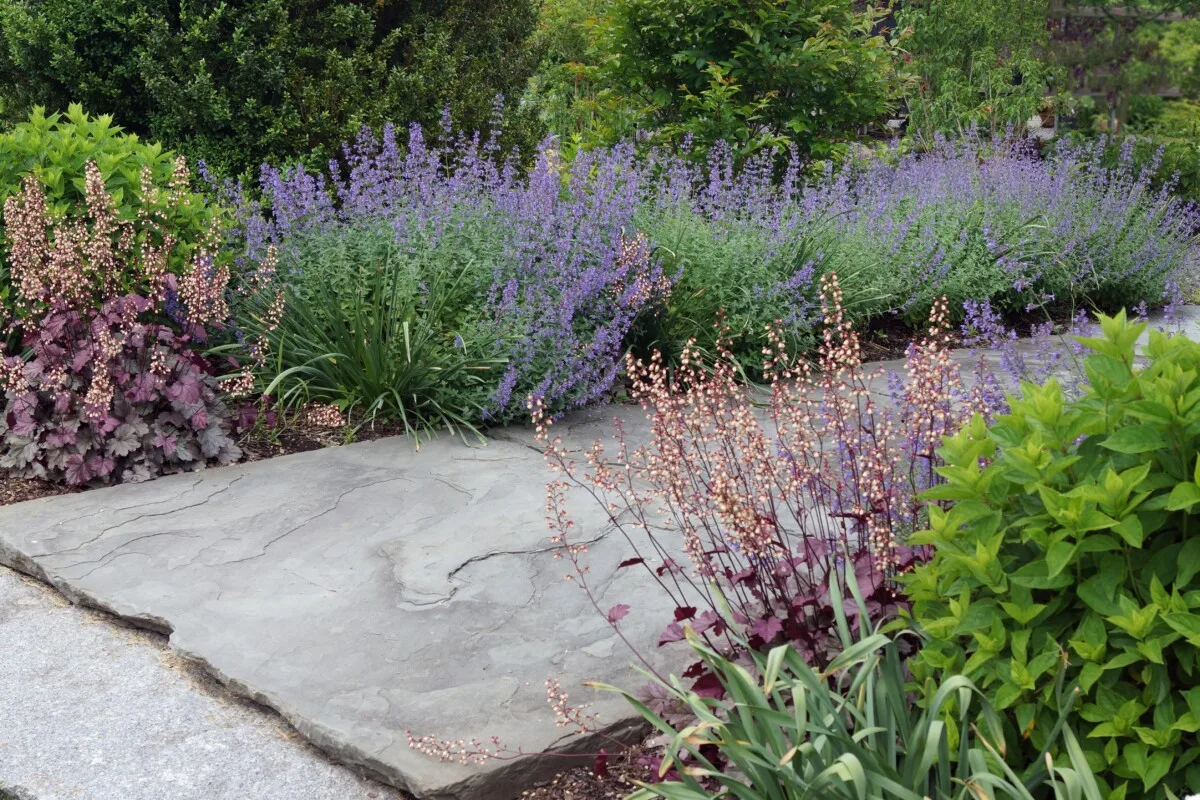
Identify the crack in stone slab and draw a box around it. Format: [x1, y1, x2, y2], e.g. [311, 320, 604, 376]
[214, 476, 411, 567]
[44, 479, 208, 553]
[62, 532, 203, 578]
[70, 549, 163, 580]
[445, 530, 611, 584]
[428, 472, 472, 499]
[51, 476, 244, 561]
[387, 528, 613, 611]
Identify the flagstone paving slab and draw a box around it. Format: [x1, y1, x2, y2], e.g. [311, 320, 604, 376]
[0, 432, 680, 800]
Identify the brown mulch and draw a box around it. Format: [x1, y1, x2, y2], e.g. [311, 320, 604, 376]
[238, 415, 413, 463]
[521, 744, 660, 800]
[0, 472, 76, 506]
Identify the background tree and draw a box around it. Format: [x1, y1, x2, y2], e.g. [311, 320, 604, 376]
[897, 0, 1062, 142]
[580, 0, 904, 158]
[0, 0, 544, 177]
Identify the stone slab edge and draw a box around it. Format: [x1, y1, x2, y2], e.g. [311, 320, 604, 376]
[0, 530, 648, 800]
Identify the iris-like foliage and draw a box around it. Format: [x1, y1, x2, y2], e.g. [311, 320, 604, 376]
[600, 575, 1101, 800]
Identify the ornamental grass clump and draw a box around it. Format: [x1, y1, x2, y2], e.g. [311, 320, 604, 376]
[535, 274, 992, 683]
[0, 161, 239, 485]
[603, 574, 1102, 800]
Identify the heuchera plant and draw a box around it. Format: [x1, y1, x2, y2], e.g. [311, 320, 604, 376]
[0, 161, 240, 485]
[534, 274, 993, 694]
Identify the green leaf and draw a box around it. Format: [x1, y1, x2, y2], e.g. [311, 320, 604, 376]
[1046, 540, 1079, 578]
[1001, 601, 1046, 625]
[1102, 427, 1166, 454]
[1143, 750, 1173, 790]
[1167, 482, 1200, 511]
[1178, 538, 1200, 586]
[1113, 515, 1145, 547]
[1164, 611, 1200, 646]
[1079, 574, 1123, 617]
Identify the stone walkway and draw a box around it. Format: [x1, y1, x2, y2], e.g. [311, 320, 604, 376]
[0, 408, 671, 800]
[0, 565, 402, 800]
[1, 307, 1198, 800]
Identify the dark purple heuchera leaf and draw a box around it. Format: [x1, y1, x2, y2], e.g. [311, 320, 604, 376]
[63, 454, 92, 485]
[154, 431, 178, 453]
[657, 622, 685, 647]
[235, 404, 259, 431]
[729, 567, 755, 586]
[693, 610, 723, 635]
[86, 454, 115, 478]
[606, 603, 631, 624]
[11, 412, 36, 438]
[42, 313, 68, 338]
[690, 672, 724, 700]
[673, 606, 697, 622]
[45, 426, 76, 448]
[751, 616, 783, 643]
[167, 374, 202, 405]
[128, 372, 159, 403]
[106, 424, 141, 457]
[655, 559, 681, 577]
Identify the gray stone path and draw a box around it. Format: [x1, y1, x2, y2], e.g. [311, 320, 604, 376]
[0, 414, 673, 800]
[0, 564, 402, 800]
[1, 306, 1198, 800]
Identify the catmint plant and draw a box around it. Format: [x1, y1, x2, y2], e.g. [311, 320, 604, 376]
[223, 124, 1196, 426]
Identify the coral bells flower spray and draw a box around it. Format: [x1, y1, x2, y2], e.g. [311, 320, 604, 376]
[538, 274, 963, 669]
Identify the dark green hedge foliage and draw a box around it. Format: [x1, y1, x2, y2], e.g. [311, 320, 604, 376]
[0, 0, 544, 177]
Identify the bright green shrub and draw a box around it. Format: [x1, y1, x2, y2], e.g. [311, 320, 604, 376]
[0, 0, 543, 177]
[0, 105, 221, 317]
[525, 0, 644, 155]
[907, 312, 1200, 798]
[899, 0, 1062, 143]
[603, 577, 1101, 800]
